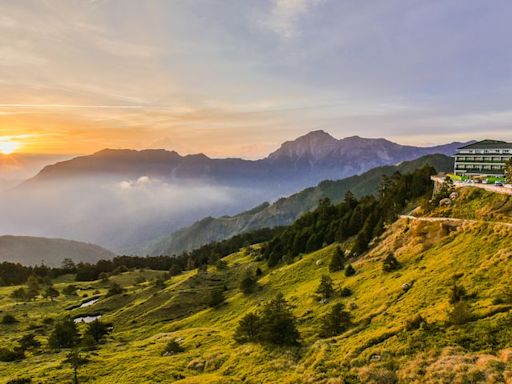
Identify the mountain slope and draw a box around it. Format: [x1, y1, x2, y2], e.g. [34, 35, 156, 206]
[145, 154, 454, 256]
[0, 235, 116, 266]
[1, 187, 511, 383]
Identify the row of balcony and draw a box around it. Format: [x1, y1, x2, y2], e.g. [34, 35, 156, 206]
[454, 168, 505, 175]
[455, 158, 510, 164]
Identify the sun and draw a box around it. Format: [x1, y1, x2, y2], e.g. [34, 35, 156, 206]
[0, 140, 20, 155]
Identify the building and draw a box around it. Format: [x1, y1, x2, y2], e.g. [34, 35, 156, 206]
[454, 140, 512, 178]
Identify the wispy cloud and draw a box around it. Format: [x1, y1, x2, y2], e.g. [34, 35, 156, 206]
[0, 104, 146, 109]
[261, 0, 322, 40]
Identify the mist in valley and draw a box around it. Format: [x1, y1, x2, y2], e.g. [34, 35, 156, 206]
[0, 174, 272, 255]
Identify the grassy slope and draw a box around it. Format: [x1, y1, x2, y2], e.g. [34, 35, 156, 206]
[2, 188, 512, 383]
[147, 154, 454, 256]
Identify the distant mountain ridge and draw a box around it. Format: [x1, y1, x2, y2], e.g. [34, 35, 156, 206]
[0, 235, 116, 267]
[23, 130, 467, 192]
[142, 154, 454, 256]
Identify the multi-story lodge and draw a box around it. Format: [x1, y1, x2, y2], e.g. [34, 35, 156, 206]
[454, 140, 512, 178]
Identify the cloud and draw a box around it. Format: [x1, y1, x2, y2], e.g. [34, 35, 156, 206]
[118, 176, 156, 189]
[261, 0, 321, 40]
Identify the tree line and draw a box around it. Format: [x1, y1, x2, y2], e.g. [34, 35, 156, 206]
[0, 227, 283, 286]
[262, 165, 436, 266]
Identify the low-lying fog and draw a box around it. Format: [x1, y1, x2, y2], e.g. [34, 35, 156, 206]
[0, 175, 271, 254]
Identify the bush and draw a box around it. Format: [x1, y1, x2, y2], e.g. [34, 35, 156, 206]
[449, 283, 467, 304]
[215, 259, 228, 271]
[162, 340, 184, 355]
[339, 287, 352, 297]
[10, 287, 36, 301]
[62, 285, 78, 296]
[382, 254, 401, 272]
[448, 302, 473, 325]
[48, 317, 81, 349]
[234, 313, 260, 343]
[112, 265, 128, 275]
[239, 273, 257, 294]
[18, 333, 41, 350]
[106, 282, 124, 297]
[1, 314, 18, 325]
[43, 286, 60, 301]
[84, 319, 112, 344]
[345, 264, 356, 277]
[99, 272, 110, 283]
[153, 278, 166, 289]
[319, 303, 351, 338]
[405, 314, 428, 331]
[0, 347, 25, 362]
[208, 289, 225, 308]
[234, 293, 299, 346]
[7, 379, 32, 384]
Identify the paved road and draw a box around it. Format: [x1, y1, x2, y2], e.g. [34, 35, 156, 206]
[399, 215, 512, 229]
[431, 176, 512, 196]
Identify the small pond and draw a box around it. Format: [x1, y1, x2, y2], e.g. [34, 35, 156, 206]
[79, 298, 99, 308]
[74, 315, 102, 324]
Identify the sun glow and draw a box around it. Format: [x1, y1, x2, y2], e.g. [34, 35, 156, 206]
[0, 140, 20, 155]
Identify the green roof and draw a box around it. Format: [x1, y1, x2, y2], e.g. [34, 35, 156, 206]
[458, 140, 512, 150]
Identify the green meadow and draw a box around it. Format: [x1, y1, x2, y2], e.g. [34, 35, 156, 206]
[1, 188, 512, 383]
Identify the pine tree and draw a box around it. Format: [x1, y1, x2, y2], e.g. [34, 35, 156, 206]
[316, 275, 335, 300]
[239, 273, 257, 294]
[319, 303, 351, 337]
[84, 319, 111, 344]
[329, 246, 345, 272]
[44, 286, 60, 301]
[258, 293, 299, 345]
[64, 351, 89, 384]
[344, 264, 356, 277]
[449, 283, 467, 304]
[382, 254, 401, 272]
[208, 289, 225, 308]
[49, 317, 81, 349]
[234, 313, 260, 343]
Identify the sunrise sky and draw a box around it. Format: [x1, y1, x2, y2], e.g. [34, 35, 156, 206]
[1, 0, 512, 158]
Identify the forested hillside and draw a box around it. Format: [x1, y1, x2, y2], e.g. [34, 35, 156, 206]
[145, 154, 453, 256]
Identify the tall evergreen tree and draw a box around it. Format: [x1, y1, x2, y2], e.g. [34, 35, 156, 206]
[316, 275, 335, 300]
[319, 303, 351, 338]
[258, 293, 299, 345]
[329, 246, 345, 272]
[49, 317, 81, 349]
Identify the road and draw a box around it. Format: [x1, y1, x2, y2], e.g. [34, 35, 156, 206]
[431, 176, 512, 196]
[399, 215, 512, 229]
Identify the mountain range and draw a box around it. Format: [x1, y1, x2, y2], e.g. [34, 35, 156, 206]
[1, 131, 467, 254]
[23, 130, 466, 191]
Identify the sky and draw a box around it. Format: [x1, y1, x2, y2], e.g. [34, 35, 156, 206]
[1, 0, 512, 159]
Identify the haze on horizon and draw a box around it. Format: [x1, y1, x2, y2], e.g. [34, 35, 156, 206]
[1, 0, 512, 160]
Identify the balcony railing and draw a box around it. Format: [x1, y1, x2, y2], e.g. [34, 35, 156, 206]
[455, 159, 510, 164]
[454, 168, 505, 175]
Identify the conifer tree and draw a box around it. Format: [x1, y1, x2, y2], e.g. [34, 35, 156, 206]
[316, 275, 335, 300]
[329, 246, 345, 272]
